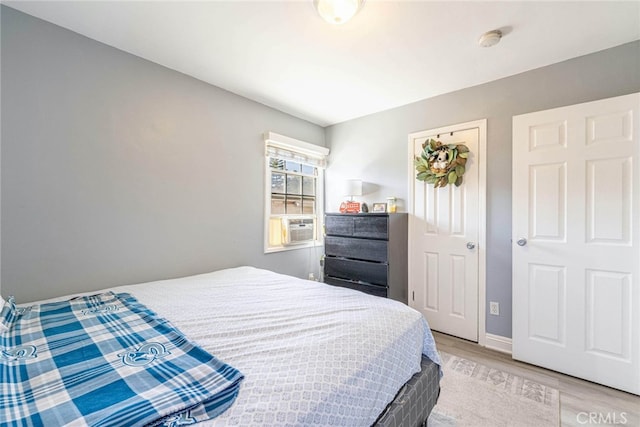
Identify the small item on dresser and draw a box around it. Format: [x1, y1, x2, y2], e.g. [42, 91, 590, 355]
[341, 179, 363, 213]
[386, 197, 397, 213]
[340, 201, 361, 213]
[372, 203, 387, 213]
[361, 202, 369, 213]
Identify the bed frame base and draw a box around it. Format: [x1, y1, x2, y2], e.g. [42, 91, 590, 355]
[373, 355, 440, 427]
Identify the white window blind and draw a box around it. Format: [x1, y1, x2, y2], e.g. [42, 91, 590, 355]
[264, 132, 329, 169]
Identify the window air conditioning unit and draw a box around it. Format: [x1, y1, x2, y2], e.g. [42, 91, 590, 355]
[283, 217, 315, 245]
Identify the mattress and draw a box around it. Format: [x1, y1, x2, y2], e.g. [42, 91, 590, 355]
[21, 266, 441, 426]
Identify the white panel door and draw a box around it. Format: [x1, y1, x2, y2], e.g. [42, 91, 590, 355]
[513, 93, 640, 394]
[409, 124, 481, 341]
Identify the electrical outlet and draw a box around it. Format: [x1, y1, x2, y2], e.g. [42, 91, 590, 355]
[489, 301, 500, 316]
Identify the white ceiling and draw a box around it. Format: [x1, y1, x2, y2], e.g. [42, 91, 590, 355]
[4, 1, 640, 126]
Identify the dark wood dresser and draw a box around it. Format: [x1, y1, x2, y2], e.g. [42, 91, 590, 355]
[323, 213, 408, 304]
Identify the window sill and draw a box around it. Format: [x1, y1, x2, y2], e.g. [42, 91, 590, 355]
[264, 241, 323, 254]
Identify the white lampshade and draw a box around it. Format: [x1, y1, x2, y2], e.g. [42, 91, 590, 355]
[344, 179, 363, 197]
[314, 0, 364, 25]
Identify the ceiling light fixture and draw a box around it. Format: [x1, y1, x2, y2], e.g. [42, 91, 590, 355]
[314, 0, 364, 25]
[478, 30, 502, 47]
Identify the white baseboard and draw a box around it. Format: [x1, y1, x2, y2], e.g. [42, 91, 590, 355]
[484, 333, 512, 354]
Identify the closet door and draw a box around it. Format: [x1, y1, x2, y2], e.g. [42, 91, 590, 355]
[512, 93, 639, 394]
[409, 121, 484, 342]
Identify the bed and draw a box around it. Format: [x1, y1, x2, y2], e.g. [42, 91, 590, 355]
[1, 266, 441, 426]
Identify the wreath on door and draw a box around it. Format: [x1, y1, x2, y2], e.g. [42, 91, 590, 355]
[414, 139, 469, 188]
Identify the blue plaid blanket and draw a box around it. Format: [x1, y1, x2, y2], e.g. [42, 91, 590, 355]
[0, 292, 243, 426]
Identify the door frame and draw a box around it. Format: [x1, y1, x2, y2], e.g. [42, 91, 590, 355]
[407, 119, 488, 346]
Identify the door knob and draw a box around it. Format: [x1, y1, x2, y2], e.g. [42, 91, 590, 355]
[466, 242, 476, 250]
[516, 237, 527, 246]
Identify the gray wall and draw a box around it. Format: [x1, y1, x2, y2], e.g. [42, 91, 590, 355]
[1, 6, 325, 303]
[325, 41, 640, 338]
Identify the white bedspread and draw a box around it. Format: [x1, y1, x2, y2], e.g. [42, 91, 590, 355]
[30, 266, 441, 426]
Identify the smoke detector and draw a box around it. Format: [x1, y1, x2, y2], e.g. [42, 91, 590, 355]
[478, 30, 502, 47]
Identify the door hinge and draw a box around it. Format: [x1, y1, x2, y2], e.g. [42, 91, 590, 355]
[412, 291, 415, 301]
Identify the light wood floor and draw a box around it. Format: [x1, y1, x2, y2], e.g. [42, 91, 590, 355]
[433, 332, 640, 427]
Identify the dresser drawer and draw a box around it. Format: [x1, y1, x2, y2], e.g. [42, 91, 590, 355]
[324, 257, 388, 286]
[325, 215, 354, 237]
[324, 277, 388, 298]
[353, 216, 387, 239]
[325, 214, 388, 240]
[325, 236, 388, 262]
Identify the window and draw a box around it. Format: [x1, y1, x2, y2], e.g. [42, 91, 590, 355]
[264, 132, 329, 253]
